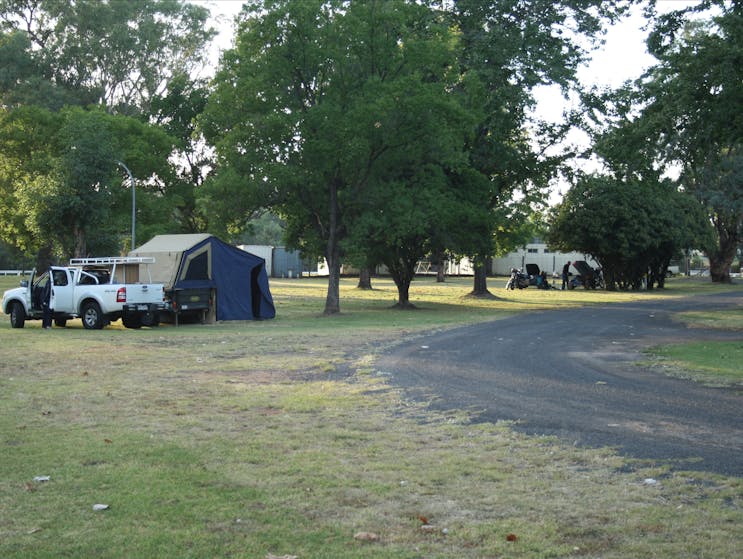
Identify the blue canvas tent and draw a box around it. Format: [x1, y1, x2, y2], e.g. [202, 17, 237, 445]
[131, 234, 275, 321]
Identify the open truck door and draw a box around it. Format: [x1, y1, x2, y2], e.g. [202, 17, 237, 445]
[50, 267, 75, 313]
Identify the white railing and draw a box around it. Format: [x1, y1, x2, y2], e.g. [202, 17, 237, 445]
[69, 257, 155, 266]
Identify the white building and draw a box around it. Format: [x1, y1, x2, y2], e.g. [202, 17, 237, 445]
[492, 241, 598, 276]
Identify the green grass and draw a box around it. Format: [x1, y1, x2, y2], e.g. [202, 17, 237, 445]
[674, 308, 743, 331]
[645, 299, 743, 387]
[1, 275, 742, 558]
[646, 341, 743, 387]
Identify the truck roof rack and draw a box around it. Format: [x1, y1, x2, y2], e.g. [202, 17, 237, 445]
[69, 257, 155, 266]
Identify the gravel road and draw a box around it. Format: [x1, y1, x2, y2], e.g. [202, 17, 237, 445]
[376, 289, 743, 475]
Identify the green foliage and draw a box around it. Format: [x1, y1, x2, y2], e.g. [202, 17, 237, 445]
[547, 175, 710, 290]
[201, 0, 634, 308]
[150, 74, 213, 233]
[450, 0, 634, 293]
[201, 0, 485, 311]
[588, 1, 743, 282]
[0, 105, 61, 257]
[0, 105, 174, 259]
[0, 0, 217, 260]
[239, 212, 286, 247]
[347, 163, 491, 306]
[0, 0, 215, 112]
[694, 149, 743, 278]
[0, 240, 29, 268]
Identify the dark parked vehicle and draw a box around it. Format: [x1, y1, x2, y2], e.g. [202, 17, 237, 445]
[568, 260, 604, 290]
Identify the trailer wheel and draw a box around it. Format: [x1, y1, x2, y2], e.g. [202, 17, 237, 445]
[81, 301, 104, 330]
[140, 310, 159, 327]
[9, 301, 25, 328]
[122, 314, 142, 329]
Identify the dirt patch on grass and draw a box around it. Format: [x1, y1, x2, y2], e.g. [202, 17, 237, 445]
[221, 368, 323, 384]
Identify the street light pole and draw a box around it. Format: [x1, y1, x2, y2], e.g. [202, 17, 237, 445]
[116, 160, 135, 250]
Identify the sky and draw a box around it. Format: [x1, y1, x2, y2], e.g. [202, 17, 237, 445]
[533, 1, 701, 122]
[530, 0, 701, 198]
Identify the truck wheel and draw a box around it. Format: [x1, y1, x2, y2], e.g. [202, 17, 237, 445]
[54, 317, 67, 327]
[81, 301, 104, 330]
[9, 301, 25, 328]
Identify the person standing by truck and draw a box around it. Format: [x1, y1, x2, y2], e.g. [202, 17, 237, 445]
[41, 272, 52, 329]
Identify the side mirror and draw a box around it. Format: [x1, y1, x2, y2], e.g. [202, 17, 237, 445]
[20, 280, 28, 288]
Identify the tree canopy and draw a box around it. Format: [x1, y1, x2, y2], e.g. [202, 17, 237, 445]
[4, 0, 733, 303]
[201, 0, 488, 312]
[0, 105, 174, 261]
[547, 175, 710, 290]
[582, 0, 743, 282]
[0, 0, 216, 265]
[428, 0, 634, 296]
[201, 0, 634, 312]
[0, 0, 215, 112]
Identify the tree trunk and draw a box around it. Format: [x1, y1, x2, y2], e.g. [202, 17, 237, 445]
[357, 267, 373, 290]
[469, 259, 495, 298]
[604, 268, 617, 291]
[709, 225, 738, 283]
[389, 260, 416, 309]
[709, 255, 734, 283]
[35, 244, 54, 271]
[395, 277, 411, 307]
[656, 255, 672, 289]
[436, 253, 446, 283]
[324, 245, 341, 314]
[72, 224, 87, 258]
[323, 180, 342, 315]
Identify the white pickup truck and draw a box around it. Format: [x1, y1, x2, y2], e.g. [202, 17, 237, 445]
[2, 257, 165, 329]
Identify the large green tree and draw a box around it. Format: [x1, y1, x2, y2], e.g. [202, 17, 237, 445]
[450, 0, 635, 296]
[0, 105, 173, 263]
[202, 0, 488, 313]
[547, 175, 709, 290]
[0, 0, 216, 262]
[587, 1, 743, 282]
